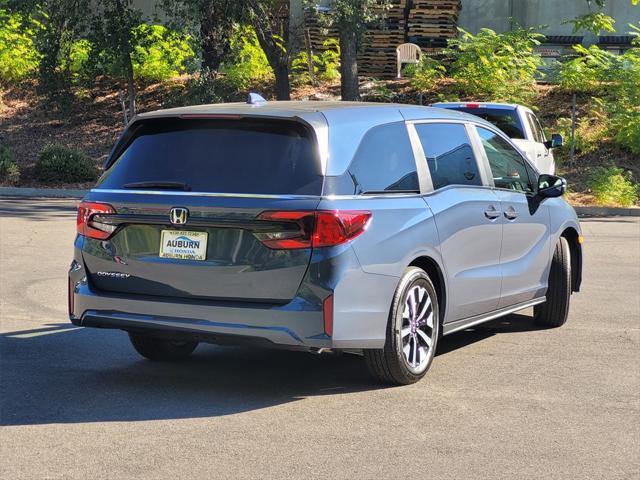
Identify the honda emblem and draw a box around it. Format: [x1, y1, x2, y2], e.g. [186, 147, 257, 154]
[169, 207, 189, 225]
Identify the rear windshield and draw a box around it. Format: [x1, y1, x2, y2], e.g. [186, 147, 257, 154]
[450, 108, 525, 139]
[97, 118, 323, 195]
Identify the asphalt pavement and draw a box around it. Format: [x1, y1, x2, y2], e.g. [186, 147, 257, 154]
[0, 198, 638, 479]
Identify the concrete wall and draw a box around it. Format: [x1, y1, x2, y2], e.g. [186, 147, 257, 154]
[459, 0, 640, 36]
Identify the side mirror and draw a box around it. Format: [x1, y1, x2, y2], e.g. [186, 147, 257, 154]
[544, 133, 563, 149]
[537, 174, 566, 198]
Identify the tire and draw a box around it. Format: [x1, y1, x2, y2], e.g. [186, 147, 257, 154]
[129, 333, 198, 361]
[534, 236, 571, 328]
[364, 267, 440, 385]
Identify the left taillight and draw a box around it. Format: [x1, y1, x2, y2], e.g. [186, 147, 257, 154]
[255, 210, 372, 249]
[76, 201, 117, 240]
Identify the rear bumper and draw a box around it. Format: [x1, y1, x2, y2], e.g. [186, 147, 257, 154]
[71, 282, 328, 348]
[69, 243, 399, 350]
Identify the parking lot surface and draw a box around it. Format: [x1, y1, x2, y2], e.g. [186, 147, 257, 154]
[1, 198, 638, 479]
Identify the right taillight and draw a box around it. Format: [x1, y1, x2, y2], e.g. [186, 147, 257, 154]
[255, 210, 371, 249]
[77, 201, 117, 240]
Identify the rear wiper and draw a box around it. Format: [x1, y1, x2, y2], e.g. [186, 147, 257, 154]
[123, 181, 191, 191]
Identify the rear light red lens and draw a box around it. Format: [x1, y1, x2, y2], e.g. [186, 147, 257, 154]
[255, 210, 371, 249]
[465, 103, 480, 108]
[68, 277, 75, 316]
[77, 201, 117, 240]
[323, 294, 334, 337]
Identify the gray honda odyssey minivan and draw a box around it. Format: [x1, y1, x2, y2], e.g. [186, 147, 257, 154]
[69, 99, 582, 385]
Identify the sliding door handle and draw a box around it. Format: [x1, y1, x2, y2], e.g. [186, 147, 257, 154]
[484, 205, 501, 220]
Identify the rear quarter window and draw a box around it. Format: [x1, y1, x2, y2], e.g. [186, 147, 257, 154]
[323, 122, 420, 195]
[97, 118, 323, 195]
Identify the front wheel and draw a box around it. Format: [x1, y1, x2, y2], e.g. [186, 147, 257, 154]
[129, 333, 198, 361]
[364, 267, 440, 385]
[534, 236, 571, 327]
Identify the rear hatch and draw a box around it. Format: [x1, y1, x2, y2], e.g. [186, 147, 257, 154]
[80, 116, 323, 303]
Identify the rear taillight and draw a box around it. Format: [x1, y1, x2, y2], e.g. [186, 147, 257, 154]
[77, 201, 117, 240]
[255, 210, 371, 249]
[465, 103, 480, 108]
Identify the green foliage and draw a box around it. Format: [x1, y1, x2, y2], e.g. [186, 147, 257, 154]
[35, 144, 97, 183]
[0, 145, 20, 185]
[162, 69, 223, 108]
[366, 79, 395, 101]
[409, 56, 445, 93]
[557, 44, 616, 93]
[131, 24, 195, 82]
[446, 27, 543, 104]
[563, 12, 616, 35]
[221, 27, 272, 91]
[292, 38, 341, 84]
[588, 167, 638, 207]
[0, 9, 42, 83]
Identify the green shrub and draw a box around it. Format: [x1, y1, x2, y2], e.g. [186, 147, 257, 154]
[0, 9, 42, 84]
[410, 56, 445, 94]
[292, 38, 340, 85]
[132, 24, 195, 82]
[563, 12, 616, 36]
[557, 44, 615, 93]
[35, 144, 97, 183]
[588, 167, 638, 207]
[446, 27, 543, 104]
[0, 145, 20, 185]
[221, 27, 272, 91]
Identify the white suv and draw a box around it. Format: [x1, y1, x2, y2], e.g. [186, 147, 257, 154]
[431, 102, 563, 175]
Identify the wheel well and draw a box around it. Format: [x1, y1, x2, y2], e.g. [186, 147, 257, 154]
[561, 227, 582, 292]
[409, 257, 446, 324]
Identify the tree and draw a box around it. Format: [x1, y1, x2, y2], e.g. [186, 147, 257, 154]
[316, 0, 388, 101]
[243, 0, 293, 100]
[160, 0, 241, 72]
[90, 0, 141, 117]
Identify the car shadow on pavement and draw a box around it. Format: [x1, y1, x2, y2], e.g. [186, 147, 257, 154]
[0, 313, 541, 426]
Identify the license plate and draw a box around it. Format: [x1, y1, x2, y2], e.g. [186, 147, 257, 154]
[159, 230, 208, 261]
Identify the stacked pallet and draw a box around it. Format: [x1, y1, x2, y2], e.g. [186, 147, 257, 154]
[358, 0, 407, 78]
[407, 0, 461, 48]
[304, 0, 461, 78]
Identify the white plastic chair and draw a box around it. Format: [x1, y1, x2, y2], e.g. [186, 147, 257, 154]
[396, 43, 422, 79]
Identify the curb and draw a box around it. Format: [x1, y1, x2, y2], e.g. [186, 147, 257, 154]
[1, 187, 639, 217]
[0, 187, 88, 199]
[574, 206, 640, 217]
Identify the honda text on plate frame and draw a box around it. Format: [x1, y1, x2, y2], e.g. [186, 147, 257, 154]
[69, 99, 583, 385]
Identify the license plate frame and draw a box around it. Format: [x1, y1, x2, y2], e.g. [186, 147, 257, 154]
[159, 230, 208, 261]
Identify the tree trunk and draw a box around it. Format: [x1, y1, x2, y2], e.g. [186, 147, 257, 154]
[273, 63, 291, 100]
[199, 2, 231, 71]
[339, 29, 359, 101]
[125, 49, 136, 117]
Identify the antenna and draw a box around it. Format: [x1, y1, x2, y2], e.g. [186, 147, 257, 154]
[247, 92, 267, 106]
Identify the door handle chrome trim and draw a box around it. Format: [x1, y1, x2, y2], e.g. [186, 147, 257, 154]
[484, 206, 501, 220]
[504, 207, 518, 220]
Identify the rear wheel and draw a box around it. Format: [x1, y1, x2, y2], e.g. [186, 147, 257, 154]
[364, 267, 439, 385]
[129, 333, 198, 361]
[534, 236, 571, 327]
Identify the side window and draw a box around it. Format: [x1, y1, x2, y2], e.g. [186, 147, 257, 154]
[331, 122, 419, 195]
[477, 127, 534, 193]
[526, 112, 545, 143]
[414, 123, 481, 190]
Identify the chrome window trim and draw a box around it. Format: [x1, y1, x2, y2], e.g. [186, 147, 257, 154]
[90, 189, 321, 200]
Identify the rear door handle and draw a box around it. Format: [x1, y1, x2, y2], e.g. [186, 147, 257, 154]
[504, 206, 518, 220]
[484, 205, 501, 220]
